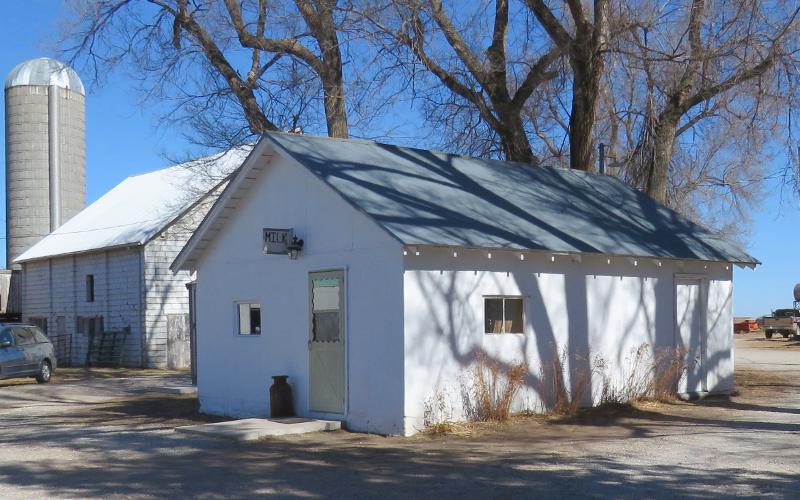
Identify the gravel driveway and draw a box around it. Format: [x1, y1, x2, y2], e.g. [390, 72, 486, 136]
[0, 338, 798, 499]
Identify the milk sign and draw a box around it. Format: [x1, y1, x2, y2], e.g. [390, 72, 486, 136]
[263, 228, 293, 255]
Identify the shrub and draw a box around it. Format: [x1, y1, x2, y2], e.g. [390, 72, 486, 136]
[542, 348, 597, 416]
[598, 343, 688, 406]
[461, 354, 527, 422]
[650, 346, 687, 402]
[423, 387, 455, 432]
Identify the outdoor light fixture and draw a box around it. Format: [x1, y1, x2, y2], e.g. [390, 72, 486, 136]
[487, 252, 493, 259]
[287, 235, 304, 260]
[453, 251, 458, 258]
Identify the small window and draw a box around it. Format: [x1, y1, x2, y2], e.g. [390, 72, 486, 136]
[484, 297, 524, 334]
[237, 303, 261, 335]
[86, 275, 95, 302]
[311, 277, 341, 342]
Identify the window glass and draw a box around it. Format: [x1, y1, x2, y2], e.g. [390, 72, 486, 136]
[485, 297, 524, 334]
[0, 330, 14, 346]
[485, 298, 504, 333]
[31, 327, 49, 344]
[238, 303, 261, 335]
[86, 275, 95, 302]
[313, 312, 340, 342]
[312, 278, 341, 342]
[13, 327, 36, 346]
[504, 298, 524, 333]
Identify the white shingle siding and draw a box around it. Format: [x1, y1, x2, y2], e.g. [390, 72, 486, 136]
[142, 230, 193, 368]
[21, 248, 146, 367]
[19, 202, 205, 368]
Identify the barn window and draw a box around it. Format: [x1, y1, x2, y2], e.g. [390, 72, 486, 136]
[86, 275, 95, 302]
[237, 303, 261, 335]
[484, 297, 524, 334]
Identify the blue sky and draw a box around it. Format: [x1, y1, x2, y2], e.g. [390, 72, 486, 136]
[0, 1, 796, 317]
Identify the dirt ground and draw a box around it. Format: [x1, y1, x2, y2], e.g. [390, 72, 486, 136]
[0, 343, 798, 498]
[734, 329, 800, 350]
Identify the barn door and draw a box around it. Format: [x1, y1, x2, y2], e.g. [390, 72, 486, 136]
[675, 277, 707, 394]
[308, 270, 345, 414]
[167, 314, 190, 369]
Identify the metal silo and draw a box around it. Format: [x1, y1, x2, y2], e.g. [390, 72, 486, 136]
[4, 57, 86, 268]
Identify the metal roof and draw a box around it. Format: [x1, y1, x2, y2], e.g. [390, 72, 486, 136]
[173, 132, 758, 270]
[15, 147, 251, 263]
[5, 57, 85, 94]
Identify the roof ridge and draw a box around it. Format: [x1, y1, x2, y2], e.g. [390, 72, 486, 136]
[263, 130, 601, 178]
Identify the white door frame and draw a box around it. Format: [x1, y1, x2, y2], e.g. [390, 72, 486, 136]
[674, 274, 708, 394]
[307, 268, 348, 416]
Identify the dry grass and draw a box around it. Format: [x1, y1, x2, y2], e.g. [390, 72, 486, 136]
[461, 354, 527, 422]
[650, 346, 687, 402]
[543, 349, 595, 416]
[598, 343, 687, 407]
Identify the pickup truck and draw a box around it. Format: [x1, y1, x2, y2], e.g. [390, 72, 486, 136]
[763, 309, 800, 339]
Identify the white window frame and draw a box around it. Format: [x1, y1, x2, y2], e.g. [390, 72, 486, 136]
[235, 302, 262, 336]
[483, 295, 525, 334]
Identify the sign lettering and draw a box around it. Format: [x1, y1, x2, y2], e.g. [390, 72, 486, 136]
[263, 228, 293, 255]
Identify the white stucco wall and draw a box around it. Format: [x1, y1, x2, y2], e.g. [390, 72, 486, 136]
[402, 247, 733, 434]
[193, 152, 405, 434]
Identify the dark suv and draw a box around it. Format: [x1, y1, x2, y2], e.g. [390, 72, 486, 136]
[0, 324, 56, 383]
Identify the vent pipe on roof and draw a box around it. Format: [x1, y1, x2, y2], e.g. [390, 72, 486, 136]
[598, 143, 606, 175]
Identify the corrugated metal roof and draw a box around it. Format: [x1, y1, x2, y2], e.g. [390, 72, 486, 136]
[173, 132, 758, 270]
[15, 147, 251, 263]
[266, 133, 757, 264]
[5, 57, 85, 94]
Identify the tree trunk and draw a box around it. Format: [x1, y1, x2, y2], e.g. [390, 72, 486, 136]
[295, 0, 348, 138]
[568, 59, 598, 171]
[568, 26, 604, 171]
[500, 109, 537, 163]
[320, 59, 348, 138]
[645, 113, 681, 203]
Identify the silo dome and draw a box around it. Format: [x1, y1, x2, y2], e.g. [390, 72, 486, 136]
[5, 57, 84, 95]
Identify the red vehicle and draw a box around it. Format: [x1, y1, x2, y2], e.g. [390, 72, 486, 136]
[734, 319, 759, 333]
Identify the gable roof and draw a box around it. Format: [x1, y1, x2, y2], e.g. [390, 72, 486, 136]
[172, 132, 758, 271]
[15, 147, 251, 263]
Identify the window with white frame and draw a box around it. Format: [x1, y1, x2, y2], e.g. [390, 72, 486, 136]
[484, 296, 524, 334]
[237, 303, 262, 335]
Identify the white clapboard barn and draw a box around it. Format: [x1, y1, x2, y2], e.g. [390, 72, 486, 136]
[15, 148, 249, 368]
[172, 132, 758, 436]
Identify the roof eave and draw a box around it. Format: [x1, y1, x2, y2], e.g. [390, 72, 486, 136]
[400, 243, 759, 267]
[170, 138, 273, 273]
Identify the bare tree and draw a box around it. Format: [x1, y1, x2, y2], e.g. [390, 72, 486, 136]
[62, 0, 354, 146]
[524, 0, 610, 171]
[358, 0, 563, 163]
[620, 0, 800, 204]
[594, 0, 800, 237]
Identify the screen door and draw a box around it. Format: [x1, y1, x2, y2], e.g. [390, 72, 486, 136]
[309, 270, 345, 414]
